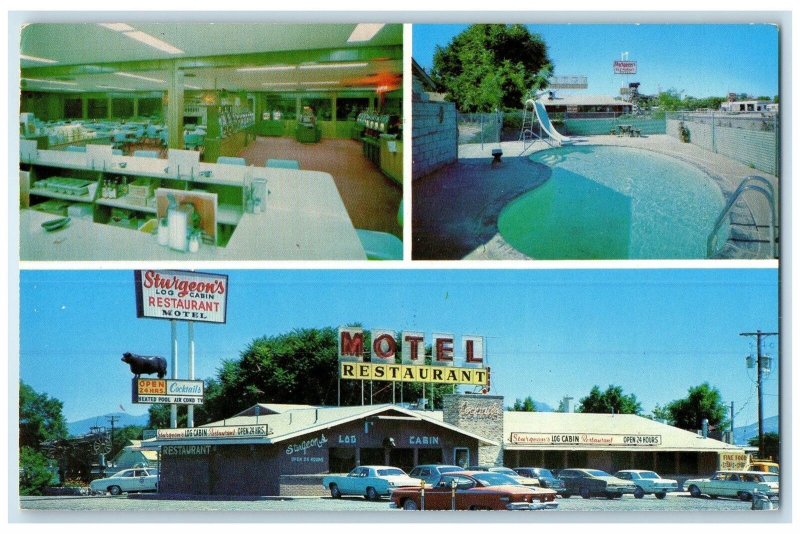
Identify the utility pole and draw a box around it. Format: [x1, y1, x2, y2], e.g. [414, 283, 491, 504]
[106, 415, 120, 456]
[740, 330, 778, 458]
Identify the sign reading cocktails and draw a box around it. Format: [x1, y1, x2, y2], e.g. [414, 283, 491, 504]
[134, 270, 228, 323]
[338, 327, 488, 385]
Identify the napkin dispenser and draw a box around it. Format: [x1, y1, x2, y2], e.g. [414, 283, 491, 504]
[167, 194, 195, 251]
[252, 178, 267, 213]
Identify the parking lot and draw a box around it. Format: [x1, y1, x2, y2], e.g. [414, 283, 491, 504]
[19, 492, 777, 514]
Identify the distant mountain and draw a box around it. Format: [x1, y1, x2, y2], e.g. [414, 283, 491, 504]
[68, 412, 150, 437]
[734, 415, 779, 445]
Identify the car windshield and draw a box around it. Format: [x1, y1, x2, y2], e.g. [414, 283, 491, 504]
[472, 472, 519, 486]
[638, 471, 660, 479]
[491, 467, 518, 476]
[537, 469, 554, 478]
[377, 468, 405, 476]
[585, 470, 611, 477]
[438, 466, 462, 474]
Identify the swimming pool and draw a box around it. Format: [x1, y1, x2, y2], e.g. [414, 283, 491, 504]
[497, 145, 729, 259]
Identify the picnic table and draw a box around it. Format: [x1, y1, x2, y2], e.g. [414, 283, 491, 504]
[610, 124, 641, 137]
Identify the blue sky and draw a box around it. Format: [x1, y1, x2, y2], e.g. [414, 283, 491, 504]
[18, 268, 779, 434]
[412, 24, 780, 99]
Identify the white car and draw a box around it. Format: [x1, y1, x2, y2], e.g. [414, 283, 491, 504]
[683, 470, 779, 501]
[89, 468, 159, 495]
[322, 466, 423, 500]
[613, 470, 679, 499]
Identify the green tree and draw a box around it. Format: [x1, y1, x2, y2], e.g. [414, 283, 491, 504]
[577, 385, 642, 415]
[19, 447, 55, 496]
[509, 396, 537, 412]
[19, 381, 67, 451]
[747, 432, 779, 461]
[431, 24, 553, 112]
[651, 403, 671, 422]
[663, 382, 728, 432]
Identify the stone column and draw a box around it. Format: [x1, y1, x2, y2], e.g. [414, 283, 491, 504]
[443, 394, 504, 466]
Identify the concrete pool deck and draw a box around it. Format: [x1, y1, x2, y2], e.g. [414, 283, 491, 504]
[412, 134, 779, 260]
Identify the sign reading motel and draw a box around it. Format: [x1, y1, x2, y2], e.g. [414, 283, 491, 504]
[132, 378, 205, 405]
[134, 270, 228, 324]
[510, 432, 663, 447]
[338, 327, 488, 385]
[156, 425, 268, 439]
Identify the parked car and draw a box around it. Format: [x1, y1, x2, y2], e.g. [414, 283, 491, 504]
[513, 467, 567, 494]
[612, 470, 679, 499]
[557, 468, 637, 499]
[390, 471, 558, 511]
[89, 468, 158, 495]
[322, 465, 422, 500]
[408, 464, 464, 484]
[467, 465, 540, 487]
[749, 460, 779, 474]
[683, 470, 779, 501]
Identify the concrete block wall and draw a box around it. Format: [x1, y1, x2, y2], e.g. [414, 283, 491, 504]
[443, 394, 504, 466]
[412, 101, 457, 179]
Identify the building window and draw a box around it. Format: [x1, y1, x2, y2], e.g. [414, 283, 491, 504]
[87, 98, 108, 119]
[64, 98, 82, 119]
[329, 447, 356, 473]
[454, 448, 469, 468]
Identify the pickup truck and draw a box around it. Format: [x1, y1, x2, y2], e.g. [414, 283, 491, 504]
[322, 465, 422, 500]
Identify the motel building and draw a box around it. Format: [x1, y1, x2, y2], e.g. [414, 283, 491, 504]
[149, 394, 746, 497]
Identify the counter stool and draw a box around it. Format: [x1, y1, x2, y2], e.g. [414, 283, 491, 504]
[266, 159, 300, 170]
[356, 229, 403, 260]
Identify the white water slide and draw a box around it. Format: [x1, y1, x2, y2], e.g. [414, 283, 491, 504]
[526, 98, 574, 146]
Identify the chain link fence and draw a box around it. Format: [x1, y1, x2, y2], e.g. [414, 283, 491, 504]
[666, 111, 779, 176]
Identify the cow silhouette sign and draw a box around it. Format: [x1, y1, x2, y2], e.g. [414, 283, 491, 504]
[121, 352, 168, 379]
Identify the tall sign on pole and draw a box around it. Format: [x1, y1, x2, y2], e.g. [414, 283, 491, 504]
[134, 270, 229, 428]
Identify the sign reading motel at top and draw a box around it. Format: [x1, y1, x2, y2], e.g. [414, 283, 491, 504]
[337, 327, 489, 386]
[613, 60, 637, 74]
[134, 270, 228, 324]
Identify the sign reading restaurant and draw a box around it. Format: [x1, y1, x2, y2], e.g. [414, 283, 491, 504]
[134, 270, 229, 324]
[510, 432, 662, 447]
[337, 327, 489, 385]
[133, 378, 205, 405]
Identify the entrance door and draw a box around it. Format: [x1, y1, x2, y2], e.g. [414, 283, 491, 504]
[389, 448, 414, 472]
[454, 448, 469, 468]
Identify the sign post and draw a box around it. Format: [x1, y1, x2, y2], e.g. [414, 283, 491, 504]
[134, 270, 229, 429]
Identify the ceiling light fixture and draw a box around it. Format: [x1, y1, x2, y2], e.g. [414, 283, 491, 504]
[347, 23, 385, 43]
[22, 77, 78, 86]
[98, 23, 183, 55]
[98, 85, 134, 91]
[300, 81, 340, 85]
[185, 84, 202, 90]
[20, 54, 58, 64]
[298, 62, 368, 70]
[115, 72, 166, 83]
[262, 82, 297, 86]
[237, 65, 296, 72]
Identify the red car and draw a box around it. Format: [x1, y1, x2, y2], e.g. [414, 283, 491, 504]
[390, 471, 558, 511]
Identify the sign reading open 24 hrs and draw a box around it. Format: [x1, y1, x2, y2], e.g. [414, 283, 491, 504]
[134, 270, 228, 323]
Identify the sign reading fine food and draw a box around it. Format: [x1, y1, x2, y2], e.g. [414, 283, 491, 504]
[510, 432, 662, 447]
[134, 270, 228, 323]
[132, 378, 205, 405]
[613, 60, 637, 74]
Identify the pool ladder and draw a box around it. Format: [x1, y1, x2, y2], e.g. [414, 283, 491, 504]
[707, 176, 777, 259]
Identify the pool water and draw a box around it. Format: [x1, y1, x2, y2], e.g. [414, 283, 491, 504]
[497, 145, 729, 259]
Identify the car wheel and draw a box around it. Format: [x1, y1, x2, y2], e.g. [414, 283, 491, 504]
[329, 484, 341, 499]
[605, 492, 617, 500]
[561, 493, 571, 499]
[634, 487, 645, 499]
[688, 485, 702, 498]
[739, 492, 752, 502]
[109, 485, 122, 496]
[580, 487, 591, 499]
[655, 492, 667, 500]
[366, 487, 378, 501]
[402, 499, 419, 510]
